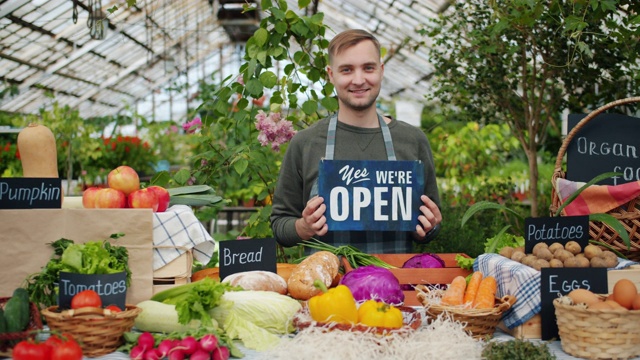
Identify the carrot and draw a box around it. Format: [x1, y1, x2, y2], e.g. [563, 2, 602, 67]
[441, 276, 467, 306]
[472, 275, 497, 309]
[463, 271, 483, 306]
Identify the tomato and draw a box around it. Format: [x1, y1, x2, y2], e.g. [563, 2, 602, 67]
[71, 289, 102, 309]
[46, 333, 83, 360]
[105, 304, 122, 312]
[12, 340, 50, 360]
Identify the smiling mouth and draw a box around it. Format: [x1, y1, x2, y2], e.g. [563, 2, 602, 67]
[350, 89, 369, 95]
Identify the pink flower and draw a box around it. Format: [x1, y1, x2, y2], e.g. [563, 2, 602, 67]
[166, 125, 179, 134]
[183, 117, 203, 134]
[255, 110, 296, 151]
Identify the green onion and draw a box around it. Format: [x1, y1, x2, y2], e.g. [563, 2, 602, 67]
[301, 238, 396, 269]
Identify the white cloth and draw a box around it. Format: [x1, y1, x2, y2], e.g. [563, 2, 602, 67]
[152, 205, 215, 271]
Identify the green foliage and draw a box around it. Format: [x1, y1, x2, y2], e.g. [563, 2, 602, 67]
[185, 1, 335, 239]
[482, 339, 556, 360]
[420, 0, 640, 216]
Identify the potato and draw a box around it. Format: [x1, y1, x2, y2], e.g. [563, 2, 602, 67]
[601, 250, 618, 262]
[510, 250, 526, 263]
[533, 259, 550, 271]
[532, 242, 548, 254]
[564, 257, 580, 268]
[575, 256, 590, 268]
[548, 242, 564, 254]
[601, 255, 619, 268]
[583, 244, 603, 259]
[499, 246, 516, 259]
[549, 258, 564, 268]
[521, 255, 538, 268]
[590, 257, 609, 268]
[534, 247, 554, 261]
[554, 249, 575, 262]
[564, 241, 582, 255]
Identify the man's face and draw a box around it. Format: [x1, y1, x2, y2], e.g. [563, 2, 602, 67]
[328, 40, 384, 112]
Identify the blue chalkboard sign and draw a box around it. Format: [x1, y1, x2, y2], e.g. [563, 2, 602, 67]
[317, 159, 424, 231]
[0, 177, 62, 209]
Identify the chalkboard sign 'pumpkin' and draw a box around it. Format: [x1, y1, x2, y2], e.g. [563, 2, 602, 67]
[17, 123, 59, 178]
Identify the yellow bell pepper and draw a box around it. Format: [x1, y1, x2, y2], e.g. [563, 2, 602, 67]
[357, 299, 403, 329]
[308, 280, 358, 325]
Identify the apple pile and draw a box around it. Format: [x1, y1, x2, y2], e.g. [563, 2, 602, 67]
[82, 165, 170, 212]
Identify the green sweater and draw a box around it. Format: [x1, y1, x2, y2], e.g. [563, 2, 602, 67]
[270, 116, 441, 253]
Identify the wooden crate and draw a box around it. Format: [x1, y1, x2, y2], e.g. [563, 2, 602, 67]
[499, 265, 640, 339]
[152, 249, 192, 295]
[341, 253, 472, 307]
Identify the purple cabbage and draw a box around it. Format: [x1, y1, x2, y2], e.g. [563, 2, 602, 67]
[400, 253, 445, 291]
[401, 253, 445, 269]
[339, 265, 404, 305]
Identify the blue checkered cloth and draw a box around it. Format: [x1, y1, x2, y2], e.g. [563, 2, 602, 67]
[474, 253, 638, 329]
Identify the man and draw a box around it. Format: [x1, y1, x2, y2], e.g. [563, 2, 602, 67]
[270, 29, 441, 253]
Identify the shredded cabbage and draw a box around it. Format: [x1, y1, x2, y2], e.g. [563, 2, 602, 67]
[209, 290, 302, 351]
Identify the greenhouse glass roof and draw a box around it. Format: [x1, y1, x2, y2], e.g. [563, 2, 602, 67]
[0, 0, 451, 121]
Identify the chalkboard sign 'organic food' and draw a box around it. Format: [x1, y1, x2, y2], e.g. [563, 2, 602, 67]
[567, 113, 640, 185]
[317, 160, 424, 231]
[524, 216, 589, 253]
[218, 238, 277, 281]
[0, 177, 62, 209]
[540, 267, 607, 340]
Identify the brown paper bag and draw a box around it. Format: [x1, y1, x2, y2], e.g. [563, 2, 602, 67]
[0, 208, 154, 305]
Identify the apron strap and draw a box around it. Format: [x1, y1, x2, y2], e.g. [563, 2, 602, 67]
[325, 112, 396, 160]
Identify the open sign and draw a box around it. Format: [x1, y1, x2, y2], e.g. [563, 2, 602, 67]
[317, 160, 424, 231]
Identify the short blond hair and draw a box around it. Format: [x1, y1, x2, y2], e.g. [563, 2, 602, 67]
[328, 29, 381, 65]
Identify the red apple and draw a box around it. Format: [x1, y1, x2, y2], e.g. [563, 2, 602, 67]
[107, 165, 140, 196]
[94, 188, 126, 208]
[128, 188, 159, 211]
[82, 187, 100, 208]
[147, 185, 170, 212]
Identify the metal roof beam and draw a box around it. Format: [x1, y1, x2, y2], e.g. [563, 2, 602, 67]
[0, 0, 31, 19]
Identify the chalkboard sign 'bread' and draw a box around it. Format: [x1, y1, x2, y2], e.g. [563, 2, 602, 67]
[17, 123, 59, 178]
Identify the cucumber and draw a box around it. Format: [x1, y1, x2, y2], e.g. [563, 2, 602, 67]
[0, 307, 7, 333]
[4, 288, 30, 332]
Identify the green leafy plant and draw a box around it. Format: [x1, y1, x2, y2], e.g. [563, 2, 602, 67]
[461, 171, 632, 260]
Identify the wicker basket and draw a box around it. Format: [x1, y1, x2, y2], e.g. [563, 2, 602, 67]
[41, 305, 141, 357]
[415, 285, 516, 340]
[554, 297, 640, 359]
[0, 297, 44, 354]
[550, 96, 640, 261]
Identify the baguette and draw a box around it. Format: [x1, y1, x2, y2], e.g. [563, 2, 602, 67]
[287, 251, 340, 300]
[222, 270, 288, 295]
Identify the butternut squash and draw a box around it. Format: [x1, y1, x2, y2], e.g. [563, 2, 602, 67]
[17, 123, 59, 178]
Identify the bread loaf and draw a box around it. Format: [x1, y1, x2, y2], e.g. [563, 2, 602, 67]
[287, 251, 340, 300]
[223, 270, 288, 295]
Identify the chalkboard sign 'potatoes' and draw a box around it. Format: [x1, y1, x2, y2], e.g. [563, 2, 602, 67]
[499, 242, 618, 270]
[17, 123, 59, 178]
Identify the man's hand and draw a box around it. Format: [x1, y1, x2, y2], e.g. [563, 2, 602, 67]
[415, 195, 442, 239]
[296, 196, 328, 240]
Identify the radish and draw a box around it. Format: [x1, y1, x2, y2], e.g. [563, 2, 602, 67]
[189, 349, 211, 360]
[178, 336, 198, 355]
[198, 334, 218, 352]
[156, 339, 175, 358]
[142, 348, 161, 360]
[129, 345, 146, 360]
[167, 349, 186, 360]
[137, 331, 155, 351]
[212, 346, 230, 360]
